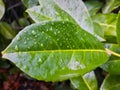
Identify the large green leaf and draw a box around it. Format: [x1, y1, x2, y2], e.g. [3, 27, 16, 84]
[102, 0, 120, 13]
[116, 12, 120, 45]
[2, 21, 109, 81]
[0, 0, 5, 19]
[22, 0, 39, 8]
[85, 0, 102, 16]
[100, 75, 120, 90]
[26, 1, 75, 23]
[70, 71, 98, 90]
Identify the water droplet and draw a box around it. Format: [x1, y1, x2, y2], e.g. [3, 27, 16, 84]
[50, 27, 52, 31]
[35, 42, 37, 44]
[24, 41, 27, 44]
[27, 38, 30, 40]
[17, 36, 21, 41]
[38, 58, 42, 63]
[23, 65, 29, 71]
[15, 45, 18, 51]
[54, 32, 57, 35]
[40, 43, 43, 47]
[32, 30, 36, 35]
[27, 47, 30, 49]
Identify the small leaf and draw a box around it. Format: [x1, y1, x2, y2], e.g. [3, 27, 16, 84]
[22, 0, 39, 8]
[100, 75, 120, 90]
[2, 21, 109, 81]
[0, 0, 5, 19]
[116, 12, 120, 45]
[85, 0, 102, 16]
[27, 0, 76, 23]
[0, 22, 16, 39]
[102, 0, 120, 13]
[71, 71, 98, 90]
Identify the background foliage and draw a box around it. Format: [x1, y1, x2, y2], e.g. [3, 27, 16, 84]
[0, 0, 120, 90]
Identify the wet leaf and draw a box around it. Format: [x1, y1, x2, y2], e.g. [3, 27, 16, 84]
[92, 14, 117, 37]
[26, 1, 75, 23]
[100, 75, 120, 90]
[0, 22, 16, 39]
[0, 0, 5, 19]
[55, 0, 94, 34]
[101, 60, 120, 75]
[2, 21, 109, 81]
[116, 12, 120, 45]
[102, 0, 120, 13]
[71, 71, 98, 90]
[22, 0, 39, 8]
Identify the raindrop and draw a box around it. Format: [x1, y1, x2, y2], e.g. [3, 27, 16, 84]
[50, 27, 52, 31]
[27, 47, 30, 49]
[24, 41, 27, 44]
[38, 58, 42, 63]
[35, 42, 37, 44]
[32, 30, 36, 35]
[15, 45, 18, 51]
[23, 65, 29, 71]
[27, 38, 30, 40]
[17, 36, 21, 41]
[42, 31, 44, 34]
[40, 43, 43, 47]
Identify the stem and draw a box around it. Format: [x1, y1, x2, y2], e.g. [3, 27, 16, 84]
[105, 48, 120, 57]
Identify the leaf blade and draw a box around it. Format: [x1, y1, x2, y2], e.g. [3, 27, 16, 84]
[2, 21, 109, 81]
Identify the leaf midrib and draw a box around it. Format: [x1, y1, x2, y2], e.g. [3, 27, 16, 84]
[2, 49, 106, 54]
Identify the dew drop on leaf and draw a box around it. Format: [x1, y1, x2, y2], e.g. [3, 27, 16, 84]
[32, 30, 36, 35]
[40, 43, 43, 47]
[17, 36, 21, 41]
[15, 45, 18, 51]
[24, 41, 27, 44]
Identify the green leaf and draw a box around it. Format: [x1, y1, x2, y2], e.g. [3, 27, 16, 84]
[22, 0, 39, 8]
[28, 0, 94, 35]
[92, 14, 117, 37]
[85, 0, 103, 16]
[101, 60, 120, 75]
[0, 0, 5, 19]
[70, 71, 98, 90]
[116, 12, 120, 45]
[102, 0, 120, 13]
[100, 75, 120, 90]
[2, 21, 109, 81]
[26, 1, 75, 23]
[0, 22, 16, 39]
[55, 0, 94, 34]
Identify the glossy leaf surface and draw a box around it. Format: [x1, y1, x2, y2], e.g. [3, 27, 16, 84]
[71, 71, 98, 90]
[0, 0, 5, 19]
[116, 12, 120, 45]
[103, 0, 120, 13]
[101, 60, 120, 75]
[55, 0, 94, 34]
[27, 1, 75, 23]
[100, 75, 120, 90]
[2, 21, 109, 81]
[92, 14, 117, 37]
[22, 0, 39, 8]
